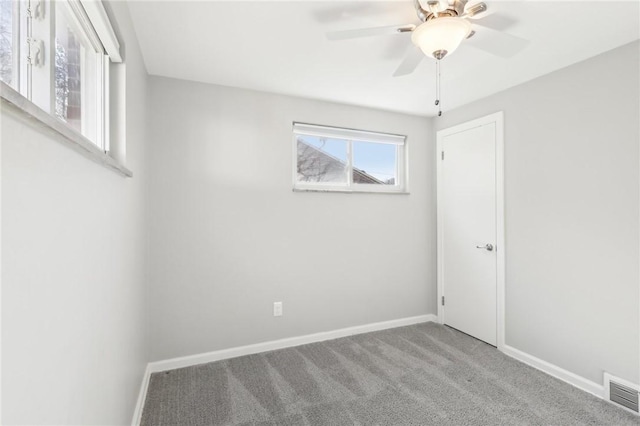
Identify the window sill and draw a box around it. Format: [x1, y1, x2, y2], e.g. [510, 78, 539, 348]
[293, 187, 410, 195]
[0, 82, 132, 178]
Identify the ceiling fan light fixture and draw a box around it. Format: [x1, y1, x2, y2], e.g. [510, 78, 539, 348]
[411, 17, 472, 59]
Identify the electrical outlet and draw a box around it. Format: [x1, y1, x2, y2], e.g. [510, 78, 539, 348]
[273, 301, 283, 317]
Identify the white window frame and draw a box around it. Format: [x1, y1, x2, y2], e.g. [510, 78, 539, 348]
[1, 0, 124, 172]
[54, 0, 107, 148]
[292, 122, 408, 193]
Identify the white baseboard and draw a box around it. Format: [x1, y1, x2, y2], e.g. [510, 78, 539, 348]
[501, 344, 604, 398]
[148, 314, 436, 373]
[131, 363, 152, 426]
[131, 314, 436, 425]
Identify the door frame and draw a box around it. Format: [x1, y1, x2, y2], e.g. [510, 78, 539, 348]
[436, 111, 506, 350]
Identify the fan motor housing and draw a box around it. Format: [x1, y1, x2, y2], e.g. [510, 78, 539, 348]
[426, 11, 457, 20]
[418, 0, 484, 22]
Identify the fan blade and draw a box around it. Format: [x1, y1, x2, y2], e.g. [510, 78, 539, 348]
[326, 24, 415, 41]
[471, 13, 519, 32]
[465, 26, 529, 58]
[393, 47, 425, 77]
[313, 3, 403, 24]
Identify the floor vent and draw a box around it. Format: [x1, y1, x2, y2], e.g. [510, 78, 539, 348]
[605, 373, 639, 414]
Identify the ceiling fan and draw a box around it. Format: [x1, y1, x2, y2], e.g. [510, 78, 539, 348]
[327, 0, 529, 77]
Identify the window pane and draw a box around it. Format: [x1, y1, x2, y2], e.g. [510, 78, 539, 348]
[296, 136, 348, 184]
[352, 141, 397, 185]
[0, 0, 14, 86]
[55, 12, 83, 133]
[55, 4, 102, 146]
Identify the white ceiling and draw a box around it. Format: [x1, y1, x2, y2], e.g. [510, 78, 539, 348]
[127, 1, 640, 117]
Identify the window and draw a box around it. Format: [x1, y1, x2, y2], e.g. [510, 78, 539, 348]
[1, 0, 120, 151]
[54, 1, 105, 144]
[293, 123, 407, 193]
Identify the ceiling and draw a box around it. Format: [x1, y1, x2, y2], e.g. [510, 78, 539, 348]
[127, 1, 640, 117]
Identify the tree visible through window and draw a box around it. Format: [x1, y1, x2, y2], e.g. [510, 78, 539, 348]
[55, 19, 82, 133]
[0, 0, 14, 86]
[297, 137, 348, 184]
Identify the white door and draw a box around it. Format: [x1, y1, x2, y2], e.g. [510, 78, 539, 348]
[437, 113, 503, 347]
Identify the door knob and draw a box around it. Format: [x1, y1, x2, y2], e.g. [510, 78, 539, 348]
[476, 244, 494, 251]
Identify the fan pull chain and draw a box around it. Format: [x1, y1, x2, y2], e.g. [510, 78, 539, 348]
[435, 60, 442, 117]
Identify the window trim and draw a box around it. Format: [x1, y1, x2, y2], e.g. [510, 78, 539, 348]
[292, 122, 408, 194]
[78, 0, 121, 62]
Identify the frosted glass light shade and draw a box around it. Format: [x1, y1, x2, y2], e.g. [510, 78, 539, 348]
[411, 17, 472, 59]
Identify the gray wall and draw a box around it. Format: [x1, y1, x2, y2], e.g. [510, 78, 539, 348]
[147, 77, 436, 361]
[435, 41, 640, 385]
[1, 2, 149, 424]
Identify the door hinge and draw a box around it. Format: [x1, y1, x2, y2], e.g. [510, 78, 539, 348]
[441, 296, 445, 306]
[441, 151, 444, 160]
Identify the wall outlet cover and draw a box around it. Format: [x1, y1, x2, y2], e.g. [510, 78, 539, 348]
[273, 302, 283, 317]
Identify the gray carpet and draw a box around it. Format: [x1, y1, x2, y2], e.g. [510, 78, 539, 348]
[141, 323, 638, 425]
